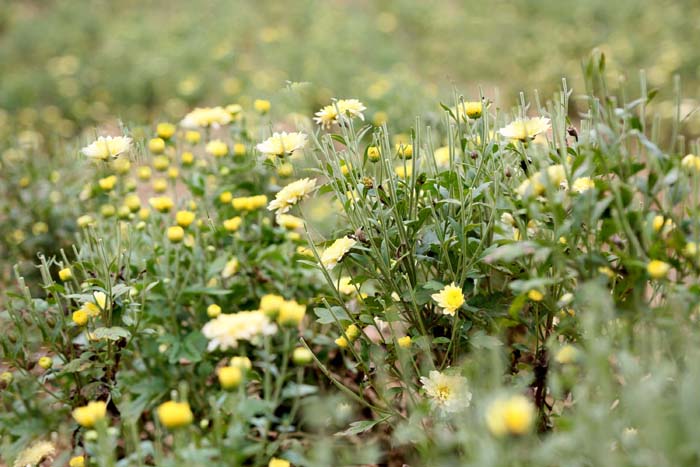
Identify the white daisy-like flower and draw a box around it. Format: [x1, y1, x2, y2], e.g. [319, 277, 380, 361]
[314, 99, 366, 128]
[202, 310, 277, 351]
[498, 117, 551, 141]
[267, 178, 316, 214]
[180, 106, 232, 129]
[81, 136, 132, 160]
[420, 370, 472, 413]
[256, 131, 308, 158]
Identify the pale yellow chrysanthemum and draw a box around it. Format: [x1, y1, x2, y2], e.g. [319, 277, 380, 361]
[320, 236, 357, 269]
[202, 310, 277, 351]
[455, 101, 483, 119]
[256, 132, 308, 158]
[267, 178, 316, 214]
[180, 106, 232, 129]
[314, 99, 366, 128]
[571, 176, 595, 193]
[420, 370, 472, 413]
[222, 257, 239, 278]
[433, 146, 452, 168]
[13, 440, 56, 467]
[681, 154, 700, 171]
[276, 214, 304, 230]
[431, 282, 464, 316]
[72, 401, 107, 428]
[336, 276, 357, 295]
[554, 344, 579, 364]
[81, 136, 132, 160]
[498, 117, 551, 141]
[485, 394, 535, 437]
[516, 164, 566, 198]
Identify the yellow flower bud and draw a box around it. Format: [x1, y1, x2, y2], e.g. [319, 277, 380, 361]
[59, 267, 73, 281]
[254, 99, 271, 113]
[72, 310, 88, 326]
[207, 304, 222, 318]
[167, 226, 185, 243]
[72, 401, 107, 428]
[218, 366, 243, 389]
[156, 401, 193, 429]
[149, 138, 166, 155]
[292, 347, 313, 365]
[175, 210, 196, 228]
[38, 356, 53, 369]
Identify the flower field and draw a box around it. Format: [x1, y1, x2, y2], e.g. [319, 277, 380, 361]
[2, 2, 700, 467]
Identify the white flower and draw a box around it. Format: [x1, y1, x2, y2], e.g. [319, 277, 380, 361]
[202, 310, 277, 351]
[180, 106, 232, 129]
[314, 99, 366, 128]
[81, 136, 132, 160]
[420, 370, 472, 413]
[267, 178, 316, 214]
[256, 132, 308, 158]
[498, 117, 551, 141]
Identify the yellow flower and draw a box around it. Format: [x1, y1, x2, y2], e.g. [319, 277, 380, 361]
[571, 176, 595, 193]
[152, 178, 168, 193]
[69, 455, 85, 467]
[72, 401, 107, 428]
[498, 117, 551, 141]
[181, 107, 232, 129]
[314, 99, 366, 128]
[72, 309, 88, 326]
[157, 401, 193, 429]
[345, 324, 360, 341]
[223, 216, 242, 232]
[277, 162, 294, 178]
[485, 395, 535, 437]
[175, 210, 196, 228]
[139, 208, 151, 220]
[292, 347, 313, 365]
[167, 226, 185, 243]
[203, 310, 277, 350]
[256, 132, 308, 158]
[148, 137, 166, 154]
[232, 195, 268, 211]
[124, 194, 141, 212]
[207, 304, 222, 318]
[681, 154, 700, 172]
[395, 165, 412, 179]
[222, 257, 239, 278]
[397, 336, 412, 348]
[335, 336, 349, 348]
[229, 356, 252, 370]
[219, 191, 233, 203]
[206, 139, 229, 157]
[254, 99, 271, 113]
[455, 101, 483, 119]
[59, 267, 72, 281]
[218, 366, 243, 389]
[554, 344, 579, 364]
[156, 122, 176, 140]
[181, 151, 194, 166]
[367, 145, 381, 162]
[420, 370, 472, 413]
[260, 294, 285, 317]
[38, 356, 53, 369]
[277, 300, 306, 326]
[395, 143, 413, 159]
[137, 166, 152, 180]
[267, 178, 316, 214]
[336, 276, 357, 295]
[268, 458, 290, 467]
[77, 215, 95, 228]
[13, 441, 56, 467]
[233, 143, 246, 156]
[149, 196, 174, 212]
[431, 282, 465, 316]
[647, 260, 670, 279]
[684, 241, 698, 257]
[276, 214, 304, 230]
[320, 236, 357, 269]
[185, 130, 201, 144]
[527, 289, 544, 302]
[98, 175, 117, 191]
[111, 157, 131, 174]
[81, 136, 132, 160]
[168, 167, 179, 179]
[153, 155, 169, 171]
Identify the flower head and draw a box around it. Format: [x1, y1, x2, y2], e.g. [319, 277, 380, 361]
[647, 260, 670, 279]
[455, 101, 483, 119]
[499, 117, 551, 141]
[572, 176, 595, 193]
[180, 107, 232, 129]
[81, 136, 132, 160]
[256, 132, 308, 158]
[485, 394, 535, 437]
[157, 401, 193, 429]
[13, 441, 56, 467]
[320, 236, 357, 269]
[267, 178, 316, 214]
[431, 283, 464, 316]
[314, 99, 366, 128]
[202, 310, 277, 351]
[72, 401, 107, 428]
[420, 370, 472, 413]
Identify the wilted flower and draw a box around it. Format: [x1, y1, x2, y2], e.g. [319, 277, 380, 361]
[81, 136, 132, 160]
[320, 236, 357, 269]
[13, 441, 56, 467]
[420, 370, 472, 413]
[202, 310, 277, 350]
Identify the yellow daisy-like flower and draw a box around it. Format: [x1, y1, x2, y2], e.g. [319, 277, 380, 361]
[455, 101, 483, 119]
[13, 441, 56, 467]
[420, 370, 472, 413]
[157, 401, 193, 429]
[336, 276, 357, 295]
[498, 117, 551, 141]
[202, 310, 277, 350]
[320, 236, 357, 269]
[267, 178, 316, 214]
[681, 154, 700, 172]
[647, 260, 670, 279]
[149, 196, 174, 212]
[268, 458, 291, 467]
[571, 176, 595, 193]
[81, 136, 132, 160]
[431, 282, 464, 316]
[223, 216, 242, 232]
[180, 106, 232, 129]
[485, 394, 535, 437]
[276, 214, 304, 230]
[277, 300, 306, 326]
[69, 455, 86, 467]
[72, 401, 107, 428]
[256, 132, 308, 158]
[175, 210, 196, 227]
[206, 139, 229, 157]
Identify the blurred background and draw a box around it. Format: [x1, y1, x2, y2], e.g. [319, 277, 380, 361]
[1, 0, 700, 133]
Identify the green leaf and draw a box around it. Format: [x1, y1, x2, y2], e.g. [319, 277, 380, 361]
[314, 306, 350, 324]
[92, 326, 131, 341]
[335, 417, 388, 437]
